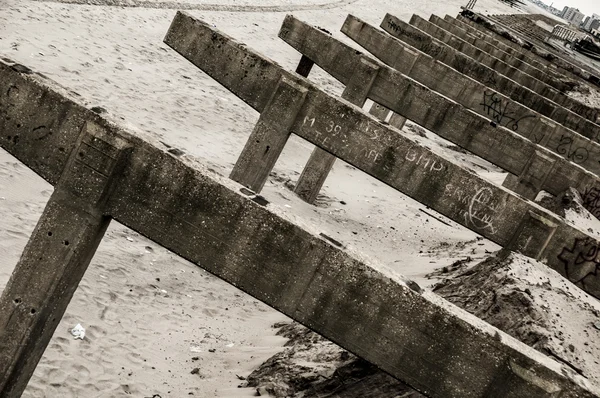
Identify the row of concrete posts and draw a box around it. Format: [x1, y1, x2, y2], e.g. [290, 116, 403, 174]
[1, 9, 600, 398]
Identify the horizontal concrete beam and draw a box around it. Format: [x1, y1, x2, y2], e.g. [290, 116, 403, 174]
[279, 15, 600, 197]
[380, 14, 600, 132]
[340, 15, 600, 178]
[410, 14, 573, 95]
[164, 11, 600, 300]
[2, 57, 598, 398]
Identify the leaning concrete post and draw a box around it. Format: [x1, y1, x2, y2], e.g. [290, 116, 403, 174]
[294, 56, 380, 203]
[295, 54, 315, 77]
[230, 77, 309, 192]
[0, 121, 130, 397]
[389, 113, 408, 130]
[502, 150, 557, 200]
[505, 211, 559, 260]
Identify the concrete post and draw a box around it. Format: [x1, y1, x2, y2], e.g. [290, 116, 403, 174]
[294, 56, 380, 204]
[502, 150, 557, 200]
[164, 11, 600, 301]
[0, 121, 130, 397]
[369, 104, 407, 130]
[389, 113, 408, 130]
[506, 211, 559, 260]
[369, 102, 391, 120]
[295, 54, 314, 77]
[229, 77, 308, 192]
[343, 15, 600, 145]
[3, 49, 600, 398]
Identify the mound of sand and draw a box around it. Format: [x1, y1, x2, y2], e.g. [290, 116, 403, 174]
[244, 249, 600, 397]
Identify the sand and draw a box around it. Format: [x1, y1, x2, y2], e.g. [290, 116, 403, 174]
[1, 0, 599, 396]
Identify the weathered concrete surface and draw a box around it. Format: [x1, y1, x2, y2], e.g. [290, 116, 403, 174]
[278, 15, 600, 198]
[401, 14, 600, 122]
[455, 12, 598, 86]
[485, 13, 600, 81]
[502, 150, 557, 201]
[456, 14, 524, 52]
[2, 58, 599, 398]
[450, 12, 594, 87]
[341, 16, 600, 177]
[294, 56, 380, 204]
[166, 11, 600, 301]
[409, 14, 573, 95]
[380, 14, 600, 128]
[442, 14, 554, 71]
[229, 76, 308, 193]
[429, 14, 569, 84]
[0, 122, 130, 396]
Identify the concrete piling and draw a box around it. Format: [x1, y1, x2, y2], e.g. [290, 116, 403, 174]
[294, 56, 380, 203]
[165, 11, 600, 301]
[0, 121, 130, 397]
[0, 18, 600, 396]
[230, 77, 309, 192]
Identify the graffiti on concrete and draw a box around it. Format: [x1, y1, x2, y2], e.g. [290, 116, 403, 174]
[582, 186, 600, 219]
[556, 135, 589, 164]
[481, 90, 535, 131]
[405, 149, 444, 172]
[444, 184, 503, 234]
[558, 238, 600, 285]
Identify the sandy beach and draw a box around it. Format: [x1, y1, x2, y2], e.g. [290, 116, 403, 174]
[2, 0, 600, 396]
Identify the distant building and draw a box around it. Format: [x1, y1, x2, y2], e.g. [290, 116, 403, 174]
[561, 6, 585, 25]
[584, 14, 600, 31]
[591, 19, 600, 32]
[583, 16, 591, 29]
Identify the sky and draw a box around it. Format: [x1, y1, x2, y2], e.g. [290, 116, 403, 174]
[546, 0, 599, 16]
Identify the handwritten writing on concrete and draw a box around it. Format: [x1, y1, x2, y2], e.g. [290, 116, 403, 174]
[385, 18, 446, 58]
[405, 149, 443, 172]
[302, 115, 382, 166]
[481, 90, 535, 132]
[445, 184, 503, 234]
[301, 115, 448, 175]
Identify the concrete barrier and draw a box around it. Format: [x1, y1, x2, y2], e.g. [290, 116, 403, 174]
[2, 57, 599, 398]
[279, 15, 600, 202]
[411, 14, 574, 95]
[380, 14, 600, 133]
[341, 15, 600, 177]
[390, 14, 599, 123]
[165, 11, 600, 302]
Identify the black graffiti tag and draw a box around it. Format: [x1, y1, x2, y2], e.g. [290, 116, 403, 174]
[480, 91, 535, 132]
[556, 135, 589, 164]
[558, 238, 600, 286]
[582, 186, 600, 219]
